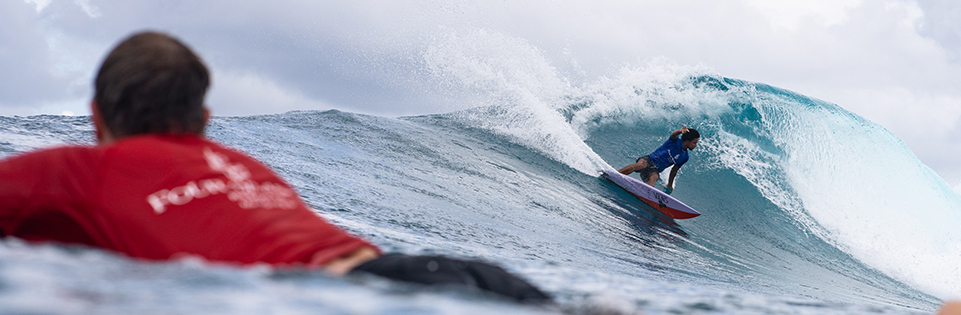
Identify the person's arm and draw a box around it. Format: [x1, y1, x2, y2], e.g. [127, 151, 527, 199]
[669, 125, 690, 140]
[0, 156, 27, 228]
[666, 166, 680, 191]
[0, 147, 96, 233]
[0, 151, 50, 230]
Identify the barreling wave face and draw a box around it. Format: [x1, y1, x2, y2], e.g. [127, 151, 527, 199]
[565, 70, 961, 302]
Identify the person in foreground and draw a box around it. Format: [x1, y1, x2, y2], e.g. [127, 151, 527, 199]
[618, 125, 700, 194]
[0, 31, 549, 304]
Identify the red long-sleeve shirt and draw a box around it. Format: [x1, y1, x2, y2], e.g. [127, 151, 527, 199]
[0, 134, 376, 267]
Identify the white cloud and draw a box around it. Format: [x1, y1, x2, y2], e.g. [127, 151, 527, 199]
[916, 0, 961, 60]
[742, 0, 863, 30]
[23, 0, 51, 12]
[73, 0, 101, 18]
[206, 71, 337, 117]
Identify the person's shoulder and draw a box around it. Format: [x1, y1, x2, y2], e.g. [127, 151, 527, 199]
[109, 134, 233, 157]
[0, 144, 105, 181]
[2, 144, 101, 164]
[108, 134, 259, 162]
[194, 137, 250, 157]
[188, 136, 267, 165]
[104, 134, 284, 180]
[190, 136, 282, 174]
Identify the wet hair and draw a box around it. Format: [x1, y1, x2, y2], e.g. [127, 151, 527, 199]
[94, 31, 210, 138]
[681, 128, 700, 142]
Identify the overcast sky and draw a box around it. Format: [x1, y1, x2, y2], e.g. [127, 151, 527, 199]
[2, 0, 960, 189]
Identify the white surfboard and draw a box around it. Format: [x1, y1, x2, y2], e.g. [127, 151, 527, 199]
[600, 169, 701, 219]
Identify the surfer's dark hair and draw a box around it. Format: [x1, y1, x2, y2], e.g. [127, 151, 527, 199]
[681, 128, 700, 142]
[94, 31, 210, 138]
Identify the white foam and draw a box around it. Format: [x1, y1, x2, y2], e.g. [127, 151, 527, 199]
[424, 28, 609, 174]
[566, 59, 730, 139]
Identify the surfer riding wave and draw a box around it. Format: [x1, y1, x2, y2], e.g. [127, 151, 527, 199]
[618, 125, 700, 194]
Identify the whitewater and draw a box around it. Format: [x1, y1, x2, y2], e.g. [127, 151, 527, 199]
[2, 31, 960, 314]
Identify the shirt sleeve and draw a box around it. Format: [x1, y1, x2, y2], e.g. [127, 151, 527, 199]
[0, 147, 100, 236]
[674, 139, 689, 168]
[675, 159, 686, 169]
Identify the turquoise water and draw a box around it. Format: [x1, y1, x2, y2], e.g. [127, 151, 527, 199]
[0, 71, 957, 314]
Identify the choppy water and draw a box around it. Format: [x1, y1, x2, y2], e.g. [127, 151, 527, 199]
[1, 69, 958, 314]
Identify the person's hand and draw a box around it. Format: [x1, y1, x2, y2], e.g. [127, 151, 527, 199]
[938, 301, 961, 315]
[679, 125, 690, 133]
[321, 246, 380, 275]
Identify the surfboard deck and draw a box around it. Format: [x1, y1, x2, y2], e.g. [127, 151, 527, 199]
[600, 169, 701, 219]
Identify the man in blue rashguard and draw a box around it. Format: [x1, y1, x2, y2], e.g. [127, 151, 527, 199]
[618, 125, 700, 193]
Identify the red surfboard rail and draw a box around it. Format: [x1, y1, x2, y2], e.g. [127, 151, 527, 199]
[600, 169, 701, 219]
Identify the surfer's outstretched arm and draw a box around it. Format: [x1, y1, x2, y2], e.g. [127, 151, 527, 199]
[669, 125, 690, 140]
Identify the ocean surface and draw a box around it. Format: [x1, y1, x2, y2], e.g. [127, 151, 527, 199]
[2, 69, 960, 314]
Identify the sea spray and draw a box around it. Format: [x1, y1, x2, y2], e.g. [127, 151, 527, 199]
[424, 27, 609, 174]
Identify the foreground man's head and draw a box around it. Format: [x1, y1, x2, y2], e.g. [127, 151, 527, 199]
[92, 31, 211, 143]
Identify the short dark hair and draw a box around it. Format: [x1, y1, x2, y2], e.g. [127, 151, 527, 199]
[681, 128, 700, 142]
[94, 31, 210, 138]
